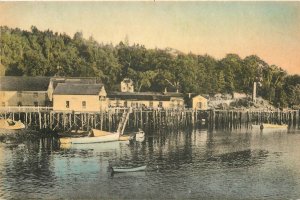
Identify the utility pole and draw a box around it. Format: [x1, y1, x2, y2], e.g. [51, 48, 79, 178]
[252, 82, 257, 103]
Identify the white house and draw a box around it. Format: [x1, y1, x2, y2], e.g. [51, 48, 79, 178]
[53, 83, 107, 112]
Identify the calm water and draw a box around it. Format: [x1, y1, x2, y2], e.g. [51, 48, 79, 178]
[1, 127, 300, 200]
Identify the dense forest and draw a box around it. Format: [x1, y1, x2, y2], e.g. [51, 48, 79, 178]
[0, 26, 300, 108]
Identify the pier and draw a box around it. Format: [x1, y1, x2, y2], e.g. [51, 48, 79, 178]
[0, 106, 299, 133]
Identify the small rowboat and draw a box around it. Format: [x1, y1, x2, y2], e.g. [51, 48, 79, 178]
[112, 165, 147, 173]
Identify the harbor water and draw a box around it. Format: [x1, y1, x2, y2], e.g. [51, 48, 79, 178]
[1, 127, 300, 199]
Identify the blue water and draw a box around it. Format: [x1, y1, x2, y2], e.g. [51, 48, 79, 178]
[0, 127, 300, 199]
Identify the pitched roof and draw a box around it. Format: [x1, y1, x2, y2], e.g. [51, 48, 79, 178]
[108, 92, 171, 101]
[0, 76, 51, 91]
[53, 83, 104, 95]
[163, 92, 184, 98]
[50, 77, 98, 89]
[107, 92, 170, 101]
[122, 78, 133, 84]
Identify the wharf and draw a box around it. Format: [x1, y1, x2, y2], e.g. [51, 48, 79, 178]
[0, 107, 299, 132]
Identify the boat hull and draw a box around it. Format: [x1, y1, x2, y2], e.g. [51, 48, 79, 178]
[252, 123, 288, 130]
[0, 119, 25, 130]
[60, 133, 120, 144]
[113, 165, 147, 173]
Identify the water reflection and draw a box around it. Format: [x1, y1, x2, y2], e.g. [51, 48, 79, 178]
[207, 149, 269, 168]
[0, 127, 300, 199]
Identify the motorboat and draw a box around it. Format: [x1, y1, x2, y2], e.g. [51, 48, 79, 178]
[0, 118, 25, 130]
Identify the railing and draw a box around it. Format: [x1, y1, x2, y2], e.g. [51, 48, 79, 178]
[1, 106, 296, 114]
[0, 106, 53, 112]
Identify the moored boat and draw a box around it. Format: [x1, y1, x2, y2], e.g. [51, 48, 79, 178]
[135, 129, 145, 142]
[0, 118, 25, 130]
[60, 132, 120, 144]
[252, 123, 288, 130]
[112, 165, 147, 173]
[59, 140, 130, 150]
[92, 129, 134, 141]
[119, 135, 134, 141]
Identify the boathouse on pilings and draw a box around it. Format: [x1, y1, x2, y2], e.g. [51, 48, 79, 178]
[47, 77, 100, 105]
[108, 78, 185, 109]
[0, 76, 51, 107]
[186, 93, 208, 110]
[107, 91, 182, 109]
[52, 83, 107, 112]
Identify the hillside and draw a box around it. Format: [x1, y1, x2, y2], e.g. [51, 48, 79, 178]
[0, 26, 300, 108]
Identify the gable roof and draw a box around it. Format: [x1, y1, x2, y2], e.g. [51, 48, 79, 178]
[50, 77, 98, 89]
[53, 83, 104, 95]
[121, 78, 133, 84]
[0, 76, 51, 91]
[192, 95, 208, 100]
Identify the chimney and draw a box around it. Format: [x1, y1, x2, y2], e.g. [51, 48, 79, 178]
[188, 93, 191, 98]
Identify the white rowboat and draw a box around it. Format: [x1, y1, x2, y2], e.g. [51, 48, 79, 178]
[112, 165, 147, 173]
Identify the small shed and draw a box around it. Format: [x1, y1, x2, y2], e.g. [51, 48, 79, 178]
[191, 95, 208, 110]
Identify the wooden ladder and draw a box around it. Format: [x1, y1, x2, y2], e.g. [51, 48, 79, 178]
[116, 108, 132, 135]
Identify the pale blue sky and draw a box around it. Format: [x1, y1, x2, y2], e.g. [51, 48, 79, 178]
[0, 2, 299, 74]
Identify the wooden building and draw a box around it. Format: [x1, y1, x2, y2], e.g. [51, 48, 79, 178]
[107, 78, 185, 109]
[107, 91, 184, 109]
[47, 77, 98, 103]
[0, 76, 50, 107]
[53, 83, 107, 112]
[192, 95, 208, 110]
[120, 78, 134, 92]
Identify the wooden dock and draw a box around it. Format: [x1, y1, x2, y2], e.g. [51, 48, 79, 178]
[0, 107, 299, 133]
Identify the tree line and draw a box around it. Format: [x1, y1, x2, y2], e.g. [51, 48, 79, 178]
[0, 26, 299, 108]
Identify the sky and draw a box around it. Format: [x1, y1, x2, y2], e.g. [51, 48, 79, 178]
[0, 2, 299, 75]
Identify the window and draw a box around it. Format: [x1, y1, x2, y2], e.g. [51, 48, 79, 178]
[34, 102, 38, 107]
[158, 101, 163, 107]
[1, 102, 5, 107]
[66, 101, 70, 108]
[149, 101, 153, 107]
[197, 102, 202, 109]
[99, 96, 106, 101]
[82, 101, 86, 109]
[17, 102, 22, 106]
[124, 101, 128, 107]
[17, 91, 22, 97]
[33, 92, 38, 98]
